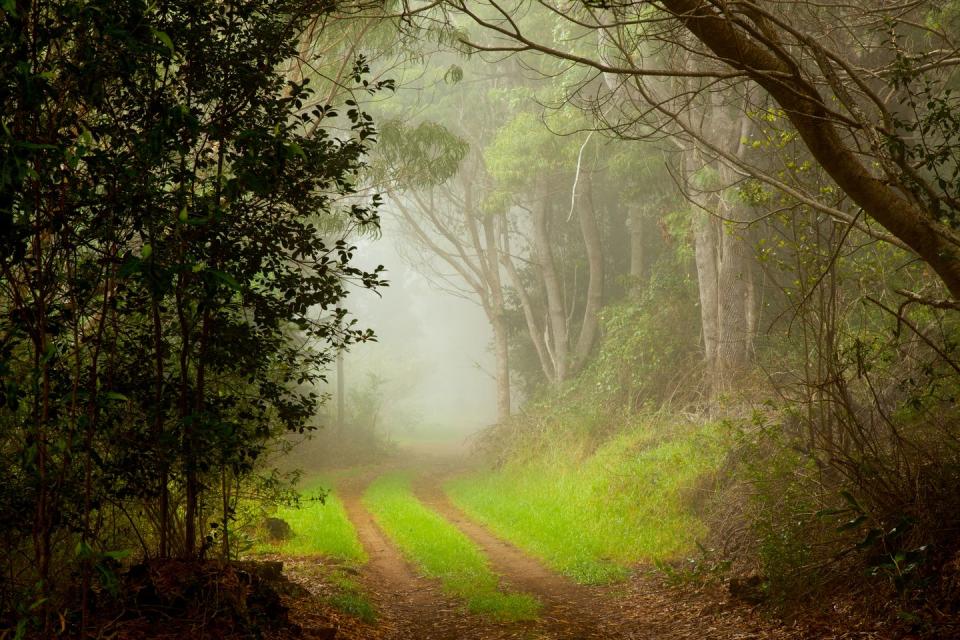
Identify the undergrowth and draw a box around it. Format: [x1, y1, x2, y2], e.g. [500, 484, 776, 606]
[324, 567, 377, 623]
[244, 476, 371, 620]
[363, 473, 540, 622]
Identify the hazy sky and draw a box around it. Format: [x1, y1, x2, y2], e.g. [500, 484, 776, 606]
[343, 213, 498, 438]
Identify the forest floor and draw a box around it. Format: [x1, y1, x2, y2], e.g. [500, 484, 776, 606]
[264, 444, 894, 640]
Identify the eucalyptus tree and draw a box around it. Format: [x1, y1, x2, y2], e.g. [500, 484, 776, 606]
[485, 110, 609, 385]
[374, 44, 643, 415]
[372, 68, 517, 419]
[439, 0, 960, 299]
[427, 0, 960, 592]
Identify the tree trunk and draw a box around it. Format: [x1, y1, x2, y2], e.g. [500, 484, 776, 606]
[693, 210, 720, 378]
[480, 208, 511, 422]
[573, 174, 605, 369]
[716, 203, 752, 383]
[490, 312, 511, 422]
[532, 181, 568, 382]
[336, 349, 345, 434]
[501, 239, 555, 384]
[628, 205, 644, 291]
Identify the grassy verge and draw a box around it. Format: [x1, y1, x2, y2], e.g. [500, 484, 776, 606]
[446, 419, 725, 584]
[251, 477, 366, 562]
[362, 473, 540, 622]
[246, 477, 372, 620]
[282, 560, 376, 624]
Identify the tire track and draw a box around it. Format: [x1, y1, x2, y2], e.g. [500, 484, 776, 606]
[413, 471, 637, 639]
[336, 470, 541, 639]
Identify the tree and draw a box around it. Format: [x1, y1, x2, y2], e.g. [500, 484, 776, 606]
[0, 0, 383, 630]
[485, 110, 608, 384]
[374, 116, 519, 419]
[439, 0, 960, 298]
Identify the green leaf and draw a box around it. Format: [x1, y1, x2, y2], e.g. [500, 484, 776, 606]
[74, 541, 93, 559]
[28, 597, 48, 612]
[287, 142, 306, 159]
[815, 507, 849, 518]
[837, 514, 867, 532]
[40, 342, 57, 364]
[444, 64, 464, 84]
[153, 29, 175, 55]
[856, 528, 882, 549]
[210, 270, 242, 290]
[839, 490, 863, 513]
[104, 391, 129, 403]
[118, 257, 143, 278]
[141, 244, 153, 259]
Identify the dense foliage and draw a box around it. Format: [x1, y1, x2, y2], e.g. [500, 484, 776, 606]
[0, 0, 383, 633]
[4, 0, 960, 636]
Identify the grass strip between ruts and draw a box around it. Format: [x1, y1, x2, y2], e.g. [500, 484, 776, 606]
[362, 472, 540, 622]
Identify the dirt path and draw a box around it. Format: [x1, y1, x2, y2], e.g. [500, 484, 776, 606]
[413, 473, 623, 639]
[296, 449, 822, 640]
[330, 450, 642, 639]
[336, 469, 538, 639]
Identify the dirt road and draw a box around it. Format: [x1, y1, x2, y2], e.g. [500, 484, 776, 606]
[285, 449, 827, 640]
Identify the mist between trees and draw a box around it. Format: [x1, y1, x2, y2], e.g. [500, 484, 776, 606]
[2, 0, 960, 636]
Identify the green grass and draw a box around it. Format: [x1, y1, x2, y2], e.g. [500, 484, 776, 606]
[285, 561, 376, 624]
[362, 473, 540, 622]
[247, 477, 373, 620]
[325, 567, 377, 623]
[446, 420, 725, 584]
[252, 477, 366, 562]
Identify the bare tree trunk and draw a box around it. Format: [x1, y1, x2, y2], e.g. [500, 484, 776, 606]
[501, 240, 555, 384]
[716, 203, 752, 383]
[152, 296, 169, 559]
[628, 205, 645, 291]
[479, 206, 511, 422]
[336, 349, 345, 434]
[573, 174, 604, 369]
[175, 272, 196, 558]
[745, 228, 761, 362]
[490, 312, 511, 422]
[532, 181, 568, 382]
[693, 210, 720, 380]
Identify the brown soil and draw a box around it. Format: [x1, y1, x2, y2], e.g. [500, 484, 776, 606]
[413, 469, 616, 639]
[334, 468, 535, 639]
[279, 449, 897, 640]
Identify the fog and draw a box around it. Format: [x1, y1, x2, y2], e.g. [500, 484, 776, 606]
[344, 213, 498, 442]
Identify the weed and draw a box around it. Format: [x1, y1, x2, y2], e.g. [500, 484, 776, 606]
[326, 568, 376, 622]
